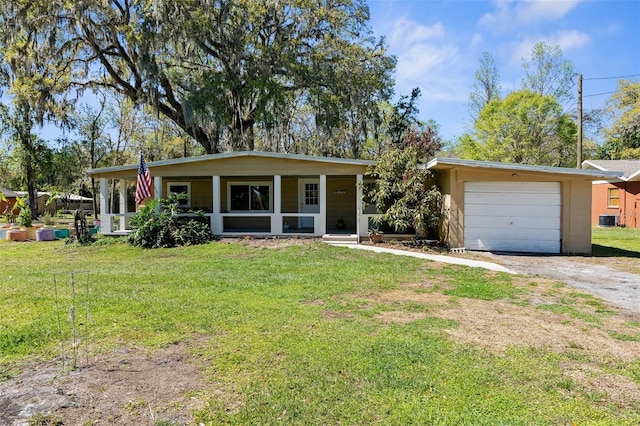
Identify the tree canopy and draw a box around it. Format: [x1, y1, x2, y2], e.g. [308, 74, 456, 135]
[459, 90, 577, 167]
[598, 79, 640, 159]
[0, 0, 395, 156]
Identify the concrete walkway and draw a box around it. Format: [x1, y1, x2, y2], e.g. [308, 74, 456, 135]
[338, 244, 516, 274]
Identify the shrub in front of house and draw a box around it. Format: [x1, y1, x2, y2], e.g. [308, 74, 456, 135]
[127, 194, 215, 249]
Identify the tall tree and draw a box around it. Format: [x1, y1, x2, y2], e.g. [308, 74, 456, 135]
[521, 42, 576, 103]
[0, 0, 73, 217]
[459, 90, 577, 167]
[364, 90, 443, 237]
[468, 51, 501, 122]
[52, 0, 394, 155]
[598, 79, 640, 159]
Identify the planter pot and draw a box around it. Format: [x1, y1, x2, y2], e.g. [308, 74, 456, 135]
[36, 228, 55, 241]
[25, 227, 38, 240]
[6, 229, 27, 242]
[0, 229, 6, 240]
[370, 233, 383, 244]
[54, 228, 70, 239]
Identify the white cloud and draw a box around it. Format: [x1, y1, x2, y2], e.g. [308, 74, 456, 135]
[385, 17, 466, 103]
[515, 0, 581, 24]
[479, 0, 583, 29]
[389, 18, 444, 46]
[510, 30, 591, 64]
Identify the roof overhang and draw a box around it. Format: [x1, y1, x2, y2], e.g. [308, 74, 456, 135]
[86, 151, 376, 179]
[427, 157, 623, 180]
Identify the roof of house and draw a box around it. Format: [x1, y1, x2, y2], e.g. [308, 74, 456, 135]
[581, 159, 640, 181]
[427, 157, 623, 179]
[1, 187, 18, 198]
[87, 151, 376, 176]
[15, 191, 51, 198]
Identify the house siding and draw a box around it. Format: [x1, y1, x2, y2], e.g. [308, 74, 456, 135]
[591, 181, 640, 228]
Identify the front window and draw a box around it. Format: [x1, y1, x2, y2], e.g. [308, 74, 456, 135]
[167, 182, 191, 207]
[228, 182, 272, 212]
[608, 188, 620, 208]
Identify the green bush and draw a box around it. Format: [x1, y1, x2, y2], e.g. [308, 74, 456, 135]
[127, 194, 215, 248]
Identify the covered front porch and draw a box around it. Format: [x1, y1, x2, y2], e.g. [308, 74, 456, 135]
[90, 152, 378, 240]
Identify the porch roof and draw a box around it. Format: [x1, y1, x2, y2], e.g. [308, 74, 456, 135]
[87, 151, 376, 179]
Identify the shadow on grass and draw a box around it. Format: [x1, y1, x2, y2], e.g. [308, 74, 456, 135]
[591, 244, 640, 258]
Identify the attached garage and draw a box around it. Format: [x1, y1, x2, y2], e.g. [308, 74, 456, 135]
[427, 158, 622, 255]
[464, 181, 561, 253]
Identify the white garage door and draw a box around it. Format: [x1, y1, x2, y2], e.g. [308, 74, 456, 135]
[464, 181, 561, 253]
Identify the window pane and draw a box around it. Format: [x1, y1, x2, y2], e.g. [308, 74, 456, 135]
[252, 185, 270, 211]
[305, 183, 318, 205]
[608, 188, 620, 207]
[230, 185, 250, 210]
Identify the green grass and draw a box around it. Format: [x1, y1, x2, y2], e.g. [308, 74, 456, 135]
[592, 226, 640, 256]
[1, 238, 638, 425]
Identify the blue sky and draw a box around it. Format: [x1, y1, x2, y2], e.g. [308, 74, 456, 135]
[367, 0, 640, 143]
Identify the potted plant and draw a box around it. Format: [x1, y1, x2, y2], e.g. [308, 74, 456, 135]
[17, 205, 40, 240]
[368, 227, 383, 243]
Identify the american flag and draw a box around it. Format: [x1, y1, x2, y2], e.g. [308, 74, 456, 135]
[135, 153, 152, 204]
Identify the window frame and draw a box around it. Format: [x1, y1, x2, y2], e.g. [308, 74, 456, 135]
[167, 181, 192, 208]
[607, 187, 620, 208]
[227, 181, 273, 213]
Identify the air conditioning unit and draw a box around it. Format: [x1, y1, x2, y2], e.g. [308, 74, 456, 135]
[598, 214, 619, 227]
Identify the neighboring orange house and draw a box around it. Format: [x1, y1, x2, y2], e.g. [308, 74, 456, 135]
[582, 160, 640, 228]
[0, 187, 18, 218]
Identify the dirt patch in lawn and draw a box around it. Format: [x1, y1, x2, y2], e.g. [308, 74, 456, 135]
[0, 339, 209, 426]
[367, 275, 640, 409]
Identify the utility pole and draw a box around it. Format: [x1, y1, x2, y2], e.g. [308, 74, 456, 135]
[577, 74, 583, 169]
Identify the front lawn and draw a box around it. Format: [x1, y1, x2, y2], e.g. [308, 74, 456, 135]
[1, 238, 639, 425]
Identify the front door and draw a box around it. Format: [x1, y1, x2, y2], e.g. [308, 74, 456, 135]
[299, 179, 319, 229]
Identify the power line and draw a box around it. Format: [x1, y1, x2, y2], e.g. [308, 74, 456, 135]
[584, 73, 640, 81]
[584, 91, 617, 98]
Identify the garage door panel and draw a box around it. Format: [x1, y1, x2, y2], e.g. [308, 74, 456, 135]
[464, 181, 561, 254]
[464, 204, 561, 218]
[465, 193, 560, 206]
[465, 181, 559, 193]
[464, 215, 561, 229]
[465, 238, 559, 253]
[465, 227, 560, 241]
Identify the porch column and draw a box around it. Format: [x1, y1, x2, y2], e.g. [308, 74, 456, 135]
[318, 174, 327, 235]
[99, 178, 112, 233]
[272, 175, 282, 234]
[212, 176, 222, 234]
[118, 179, 128, 231]
[153, 176, 162, 200]
[356, 174, 364, 241]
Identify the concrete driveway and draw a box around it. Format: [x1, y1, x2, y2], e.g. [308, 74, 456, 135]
[479, 253, 640, 314]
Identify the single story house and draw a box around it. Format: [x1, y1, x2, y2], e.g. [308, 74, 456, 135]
[86, 151, 622, 254]
[427, 158, 621, 254]
[581, 159, 640, 228]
